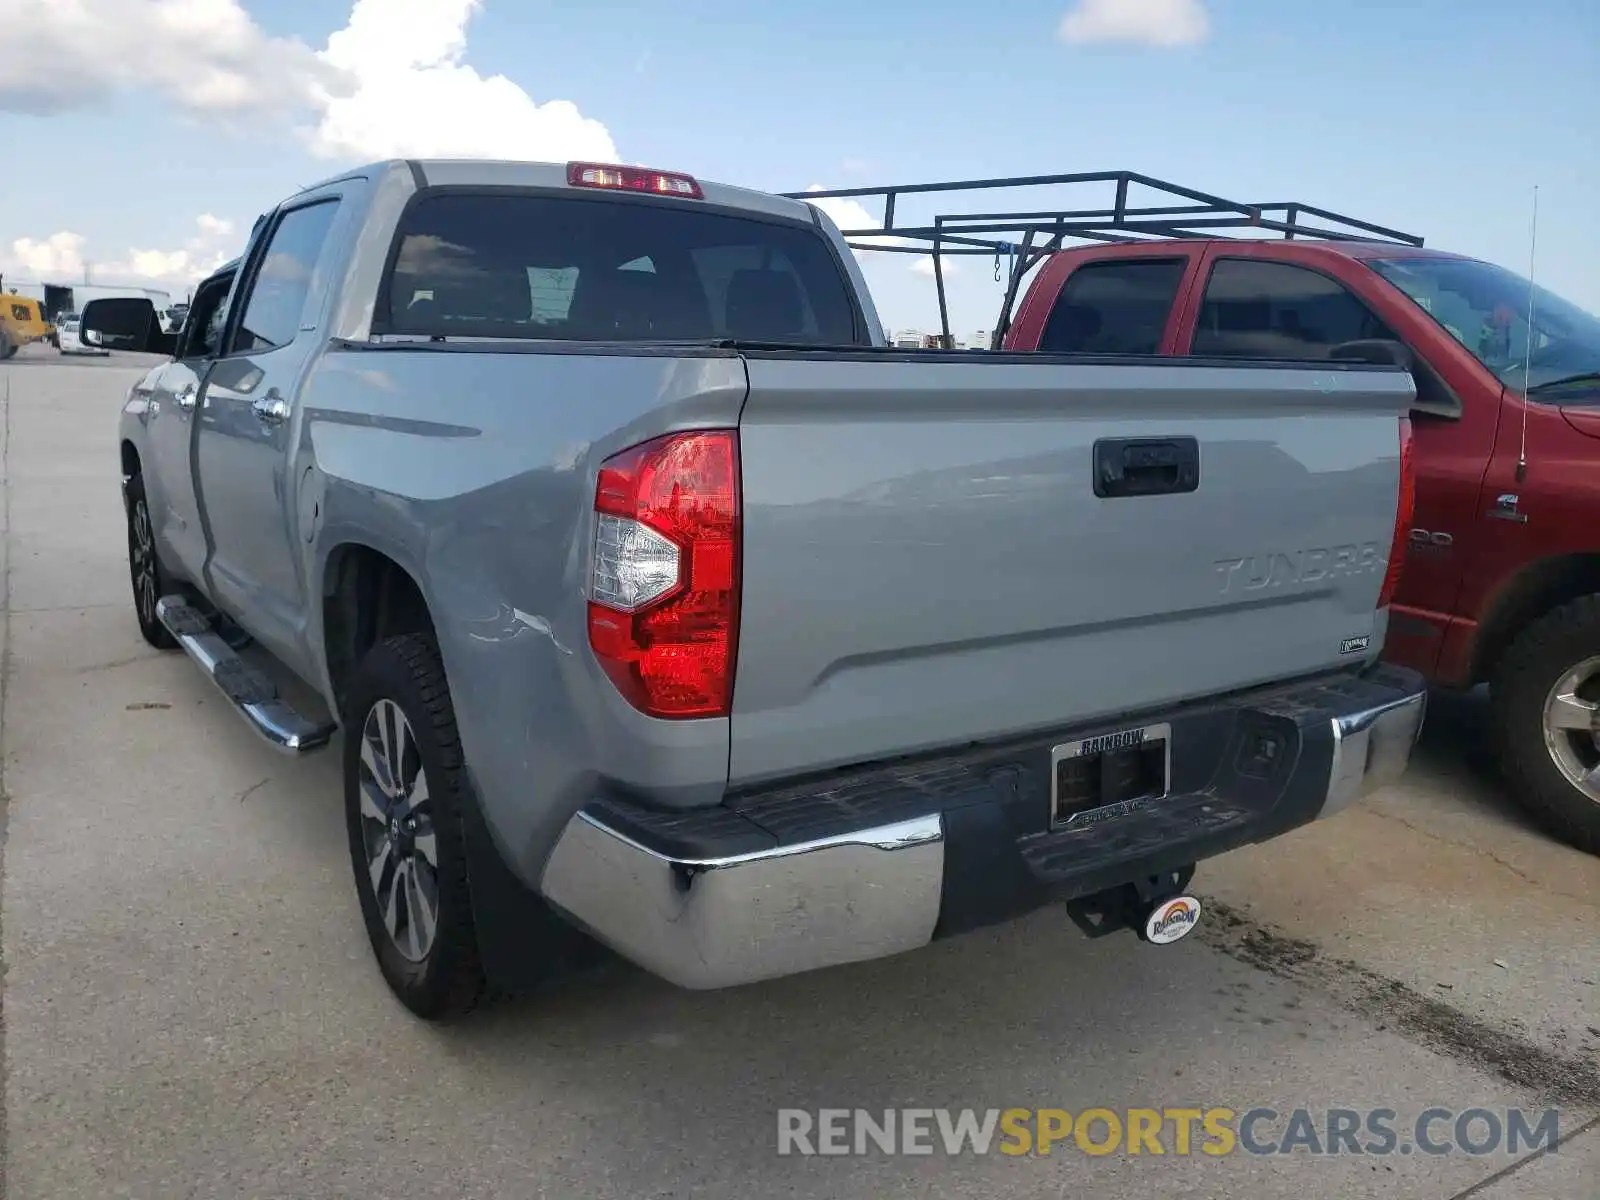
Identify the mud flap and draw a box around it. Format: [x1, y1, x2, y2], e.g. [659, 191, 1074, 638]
[458, 777, 609, 994]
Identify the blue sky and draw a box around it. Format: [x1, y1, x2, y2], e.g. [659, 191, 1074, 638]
[3, 0, 1596, 334]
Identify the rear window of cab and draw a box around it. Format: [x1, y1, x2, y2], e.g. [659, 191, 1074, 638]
[377, 191, 865, 346]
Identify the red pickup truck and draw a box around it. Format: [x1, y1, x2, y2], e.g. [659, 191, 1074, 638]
[800, 172, 1600, 853]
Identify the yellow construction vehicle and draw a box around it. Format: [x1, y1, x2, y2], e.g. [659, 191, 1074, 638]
[0, 292, 57, 359]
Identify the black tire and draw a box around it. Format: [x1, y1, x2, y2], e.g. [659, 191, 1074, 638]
[0, 331, 14, 360]
[1490, 596, 1600, 855]
[344, 632, 486, 1020]
[125, 474, 178, 650]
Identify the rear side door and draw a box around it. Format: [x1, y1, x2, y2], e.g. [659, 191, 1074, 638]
[194, 194, 344, 671]
[143, 272, 236, 586]
[1005, 247, 1203, 354]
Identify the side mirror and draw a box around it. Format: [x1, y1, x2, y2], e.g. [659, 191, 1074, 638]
[1330, 338, 1461, 421]
[79, 298, 178, 357]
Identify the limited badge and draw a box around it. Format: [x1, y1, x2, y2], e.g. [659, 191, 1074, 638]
[1145, 895, 1202, 945]
[1339, 635, 1371, 655]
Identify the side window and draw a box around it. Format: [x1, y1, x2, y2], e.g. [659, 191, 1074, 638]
[229, 201, 339, 354]
[1193, 259, 1395, 360]
[1038, 259, 1187, 354]
[178, 275, 235, 360]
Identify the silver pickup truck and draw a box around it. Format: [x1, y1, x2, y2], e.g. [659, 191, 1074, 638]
[87, 158, 1428, 1020]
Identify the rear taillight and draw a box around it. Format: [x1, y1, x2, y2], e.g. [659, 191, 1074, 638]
[1377, 416, 1416, 609]
[587, 431, 740, 718]
[567, 161, 704, 199]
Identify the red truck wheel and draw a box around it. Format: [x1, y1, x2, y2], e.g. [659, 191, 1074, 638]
[1491, 596, 1600, 855]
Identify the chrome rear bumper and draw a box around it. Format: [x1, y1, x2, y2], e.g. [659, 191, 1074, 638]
[540, 813, 944, 989]
[1321, 685, 1428, 817]
[540, 666, 1427, 990]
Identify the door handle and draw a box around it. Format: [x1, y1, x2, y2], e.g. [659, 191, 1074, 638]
[1092, 437, 1201, 498]
[174, 384, 197, 411]
[251, 392, 291, 426]
[1489, 493, 1528, 524]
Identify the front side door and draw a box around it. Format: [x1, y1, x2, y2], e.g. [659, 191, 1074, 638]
[195, 196, 342, 670]
[143, 273, 236, 586]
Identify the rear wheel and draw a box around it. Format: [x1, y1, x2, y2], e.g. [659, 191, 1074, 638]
[1491, 597, 1600, 855]
[0, 331, 14, 360]
[344, 632, 486, 1019]
[125, 474, 177, 650]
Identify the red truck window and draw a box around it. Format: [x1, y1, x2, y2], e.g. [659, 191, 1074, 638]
[1038, 259, 1187, 355]
[1193, 259, 1394, 360]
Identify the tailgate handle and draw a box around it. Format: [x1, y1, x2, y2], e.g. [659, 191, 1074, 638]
[1093, 437, 1200, 498]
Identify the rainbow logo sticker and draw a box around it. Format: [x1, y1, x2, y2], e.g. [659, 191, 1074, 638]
[1145, 895, 1202, 945]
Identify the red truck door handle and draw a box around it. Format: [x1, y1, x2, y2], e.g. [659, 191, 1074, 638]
[1489, 493, 1528, 523]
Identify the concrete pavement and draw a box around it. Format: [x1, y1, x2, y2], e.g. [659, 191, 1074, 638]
[3, 346, 1597, 1199]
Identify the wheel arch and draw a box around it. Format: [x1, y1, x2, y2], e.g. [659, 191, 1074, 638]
[1471, 552, 1600, 686]
[321, 541, 436, 723]
[120, 441, 142, 509]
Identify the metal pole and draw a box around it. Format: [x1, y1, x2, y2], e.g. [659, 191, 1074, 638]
[993, 229, 1038, 348]
[932, 217, 952, 348]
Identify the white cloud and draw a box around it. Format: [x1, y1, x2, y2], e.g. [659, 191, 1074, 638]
[3, 214, 238, 292]
[0, 0, 346, 116]
[0, 0, 618, 166]
[806, 187, 969, 281]
[307, 0, 617, 162]
[9, 232, 89, 277]
[803, 188, 912, 250]
[118, 213, 237, 286]
[804, 190, 878, 239]
[1059, 0, 1209, 47]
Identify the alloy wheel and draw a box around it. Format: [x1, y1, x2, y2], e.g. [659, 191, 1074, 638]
[357, 698, 441, 962]
[129, 499, 158, 628]
[1542, 655, 1600, 807]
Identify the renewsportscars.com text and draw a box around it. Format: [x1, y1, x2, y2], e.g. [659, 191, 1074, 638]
[776, 1107, 1563, 1158]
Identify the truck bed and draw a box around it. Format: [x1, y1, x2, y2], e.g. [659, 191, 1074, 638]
[316, 340, 1411, 801]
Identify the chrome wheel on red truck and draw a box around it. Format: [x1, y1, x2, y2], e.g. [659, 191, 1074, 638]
[1492, 597, 1600, 855]
[1543, 657, 1600, 805]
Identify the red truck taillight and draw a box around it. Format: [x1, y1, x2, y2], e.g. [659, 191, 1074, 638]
[587, 431, 740, 718]
[1377, 416, 1416, 610]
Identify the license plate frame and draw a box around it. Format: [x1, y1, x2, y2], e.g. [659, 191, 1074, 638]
[1050, 722, 1172, 829]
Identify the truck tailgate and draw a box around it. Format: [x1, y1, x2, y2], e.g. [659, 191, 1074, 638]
[730, 355, 1412, 785]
